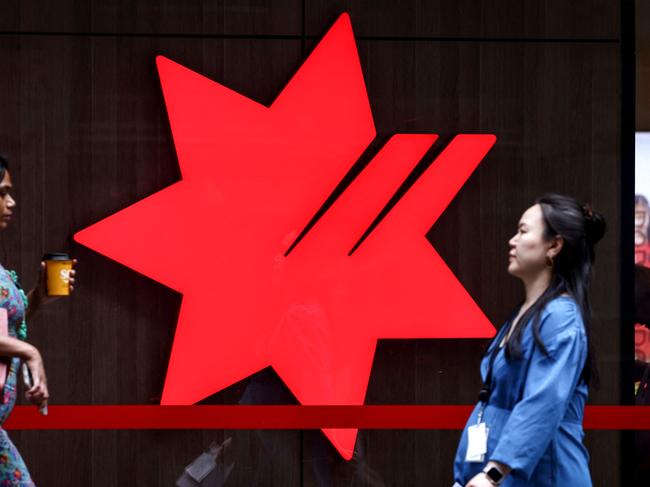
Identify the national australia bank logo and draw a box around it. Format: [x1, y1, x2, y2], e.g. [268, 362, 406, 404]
[74, 13, 496, 459]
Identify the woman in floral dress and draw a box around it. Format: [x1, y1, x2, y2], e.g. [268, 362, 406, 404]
[0, 155, 76, 485]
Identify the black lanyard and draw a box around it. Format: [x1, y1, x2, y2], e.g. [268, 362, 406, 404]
[478, 320, 513, 404]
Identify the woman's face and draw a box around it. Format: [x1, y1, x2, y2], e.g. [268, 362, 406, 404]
[508, 204, 555, 279]
[0, 170, 16, 230]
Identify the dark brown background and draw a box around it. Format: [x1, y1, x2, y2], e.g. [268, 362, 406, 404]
[0, 1, 626, 485]
[638, 0, 650, 130]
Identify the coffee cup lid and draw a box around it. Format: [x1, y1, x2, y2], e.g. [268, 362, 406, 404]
[43, 253, 71, 261]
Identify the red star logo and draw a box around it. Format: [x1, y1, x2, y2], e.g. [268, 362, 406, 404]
[74, 13, 496, 459]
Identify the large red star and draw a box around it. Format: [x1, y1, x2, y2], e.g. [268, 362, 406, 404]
[74, 13, 496, 459]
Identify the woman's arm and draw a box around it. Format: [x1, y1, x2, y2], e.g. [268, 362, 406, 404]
[0, 335, 49, 410]
[0, 334, 38, 360]
[25, 260, 76, 321]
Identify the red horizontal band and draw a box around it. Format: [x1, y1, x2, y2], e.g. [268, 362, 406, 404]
[3, 405, 648, 430]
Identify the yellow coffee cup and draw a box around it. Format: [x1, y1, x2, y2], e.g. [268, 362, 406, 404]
[43, 253, 73, 296]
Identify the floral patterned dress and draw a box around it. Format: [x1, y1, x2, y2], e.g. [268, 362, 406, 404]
[0, 265, 35, 486]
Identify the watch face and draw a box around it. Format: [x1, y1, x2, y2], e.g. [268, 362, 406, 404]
[486, 467, 503, 482]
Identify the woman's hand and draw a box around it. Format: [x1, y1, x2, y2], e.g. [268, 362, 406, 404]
[27, 259, 77, 316]
[465, 473, 496, 487]
[465, 461, 510, 487]
[24, 347, 49, 413]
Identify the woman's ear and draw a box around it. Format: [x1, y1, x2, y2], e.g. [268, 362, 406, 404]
[548, 235, 564, 259]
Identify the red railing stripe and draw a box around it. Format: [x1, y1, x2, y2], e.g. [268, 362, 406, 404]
[3, 405, 648, 430]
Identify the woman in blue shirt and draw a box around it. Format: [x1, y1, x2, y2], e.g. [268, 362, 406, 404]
[453, 194, 606, 487]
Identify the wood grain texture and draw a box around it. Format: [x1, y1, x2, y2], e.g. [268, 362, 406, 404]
[305, 0, 619, 40]
[0, 1, 625, 485]
[0, 0, 303, 36]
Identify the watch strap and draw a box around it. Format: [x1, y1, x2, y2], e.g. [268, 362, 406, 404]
[482, 466, 504, 485]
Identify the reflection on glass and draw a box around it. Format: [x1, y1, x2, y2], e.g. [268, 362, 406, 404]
[176, 439, 233, 487]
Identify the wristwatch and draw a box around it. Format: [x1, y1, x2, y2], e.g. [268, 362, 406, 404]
[482, 466, 504, 486]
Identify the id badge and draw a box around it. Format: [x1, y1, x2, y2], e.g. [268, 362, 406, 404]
[465, 422, 489, 463]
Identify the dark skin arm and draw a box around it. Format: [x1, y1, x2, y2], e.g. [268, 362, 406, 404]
[25, 259, 77, 321]
[0, 334, 48, 411]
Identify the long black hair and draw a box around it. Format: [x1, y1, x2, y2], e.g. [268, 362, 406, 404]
[504, 193, 606, 387]
[0, 155, 10, 263]
[0, 155, 8, 182]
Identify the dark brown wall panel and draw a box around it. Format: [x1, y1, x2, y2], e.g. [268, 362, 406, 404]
[306, 0, 619, 39]
[0, 0, 302, 36]
[0, 1, 625, 486]
[11, 429, 301, 486]
[0, 1, 619, 39]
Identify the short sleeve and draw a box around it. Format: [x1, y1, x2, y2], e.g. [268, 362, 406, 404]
[0, 284, 11, 308]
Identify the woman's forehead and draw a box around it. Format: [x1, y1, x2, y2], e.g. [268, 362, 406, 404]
[519, 204, 543, 226]
[0, 171, 11, 187]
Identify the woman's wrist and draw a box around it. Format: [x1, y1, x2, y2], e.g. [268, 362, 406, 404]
[482, 461, 511, 485]
[487, 461, 510, 474]
[20, 343, 39, 362]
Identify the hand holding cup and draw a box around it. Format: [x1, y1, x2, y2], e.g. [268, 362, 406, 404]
[42, 253, 76, 296]
[30, 254, 77, 312]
